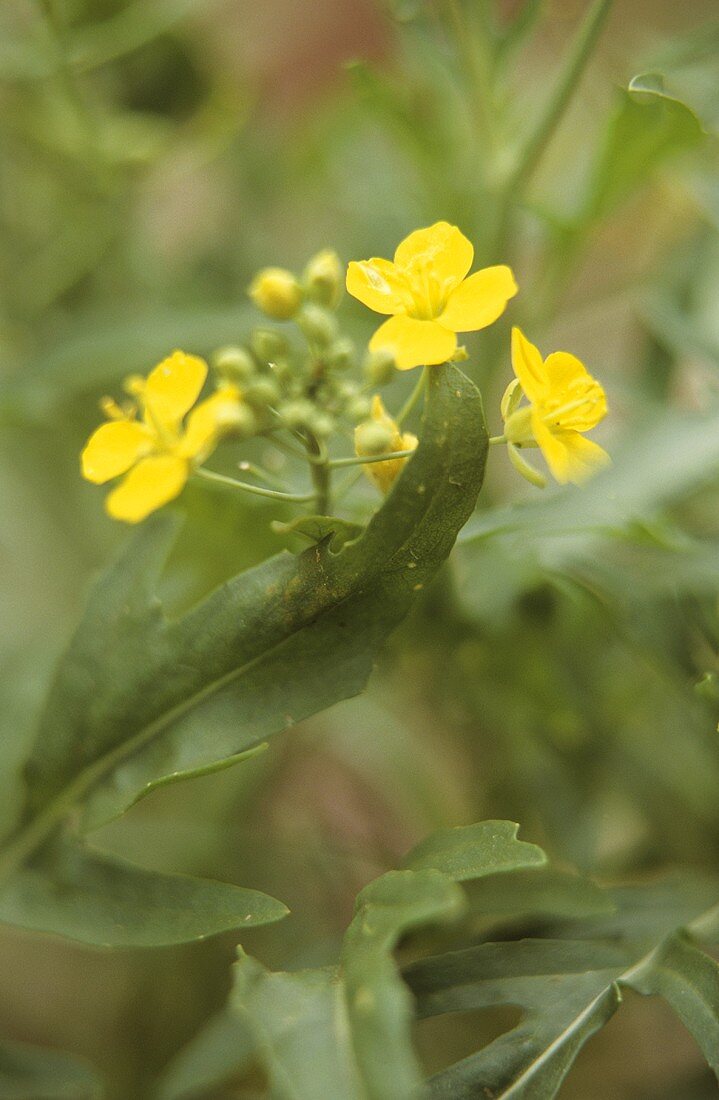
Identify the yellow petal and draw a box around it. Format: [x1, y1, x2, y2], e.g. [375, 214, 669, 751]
[394, 222, 473, 286]
[81, 420, 153, 484]
[346, 259, 407, 315]
[105, 454, 189, 523]
[543, 352, 607, 431]
[143, 350, 208, 430]
[369, 315, 457, 372]
[180, 385, 243, 460]
[511, 327, 548, 403]
[531, 412, 609, 485]
[439, 265, 518, 333]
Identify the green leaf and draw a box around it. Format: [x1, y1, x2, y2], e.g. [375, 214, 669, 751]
[579, 70, 705, 223]
[402, 821, 546, 880]
[231, 821, 546, 1100]
[0, 364, 486, 892]
[622, 932, 719, 1077]
[0, 837, 287, 947]
[404, 872, 719, 1100]
[156, 1009, 254, 1100]
[0, 1036, 101, 1099]
[406, 939, 625, 1100]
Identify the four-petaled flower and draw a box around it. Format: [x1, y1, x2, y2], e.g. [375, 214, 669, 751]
[346, 221, 517, 371]
[503, 327, 609, 485]
[81, 350, 243, 523]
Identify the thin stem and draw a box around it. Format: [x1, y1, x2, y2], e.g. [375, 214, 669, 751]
[237, 461, 289, 492]
[397, 366, 429, 426]
[195, 466, 314, 503]
[491, 0, 614, 257]
[328, 449, 415, 469]
[445, 0, 497, 154]
[305, 433, 331, 513]
[488, 434, 507, 445]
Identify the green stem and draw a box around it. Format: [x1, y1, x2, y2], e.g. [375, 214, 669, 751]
[488, 434, 507, 445]
[397, 366, 429, 426]
[305, 433, 331, 513]
[195, 467, 314, 503]
[237, 461, 290, 491]
[328, 449, 415, 469]
[445, 0, 497, 154]
[492, 0, 614, 257]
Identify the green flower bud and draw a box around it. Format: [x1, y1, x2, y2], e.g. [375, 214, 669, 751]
[329, 337, 355, 371]
[303, 248, 342, 308]
[212, 345, 256, 384]
[279, 399, 316, 431]
[243, 376, 281, 409]
[345, 395, 372, 422]
[251, 328, 289, 363]
[227, 403, 258, 440]
[248, 267, 302, 320]
[363, 347, 396, 385]
[354, 419, 395, 456]
[309, 412, 335, 439]
[296, 304, 338, 348]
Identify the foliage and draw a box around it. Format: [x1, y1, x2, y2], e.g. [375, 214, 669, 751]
[1, 0, 719, 1098]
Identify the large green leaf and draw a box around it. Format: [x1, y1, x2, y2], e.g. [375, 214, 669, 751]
[405, 874, 719, 1100]
[0, 364, 487, 915]
[231, 822, 545, 1100]
[0, 837, 287, 947]
[0, 1036, 101, 1100]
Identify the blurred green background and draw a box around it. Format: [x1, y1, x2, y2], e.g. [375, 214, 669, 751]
[1, 0, 719, 1096]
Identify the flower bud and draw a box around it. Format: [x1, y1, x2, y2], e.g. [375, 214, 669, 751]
[251, 328, 289, 363]
[296, 304, 338, 348]
[279, 399, 316, 431]
[248, 267, 302, 321]
[354, 419, 395, 456]
[212, 345, 256, 384]
[243, 376, 281, 409]
[226, 403, 259, 440]
[328, 337, 355, 371]
[345, 395, 372, 422]
[303, 249, 342, 307]
[309, 412, 335, 438]
[363, 347, 396, 385]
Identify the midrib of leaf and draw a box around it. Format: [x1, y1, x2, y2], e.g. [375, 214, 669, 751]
[498, 983, 620, 1098]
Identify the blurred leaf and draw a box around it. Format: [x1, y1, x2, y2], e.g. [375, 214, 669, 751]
[578, 71, 706, 224]
[0, 1036, 101, 1099]
[0, 364, 487, 872]
[157, 1008, 253, 1100]
[0, 837, 287, 947]
[232, 820, 544, 1100]
[406, 871, 719, 1099]
[624, 932, 719, 1077]
[402, 821, 545, 880]
[408, 939, 625, 1099]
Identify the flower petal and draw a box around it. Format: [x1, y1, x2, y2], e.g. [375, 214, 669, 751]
[511, 327, 549, 403]
[105, 454, 189, 523]
[81, 420, 153, 484]
[346, 259, 407, 315]
[394, 222, 473, 285]
[439, 265, 518, 333]
[543, 352, 607, 430]
[369, 316, 457, 372]
[181, 385, 243, 460]
[143, 350, 208, 430]
[531, 412, 609, 485]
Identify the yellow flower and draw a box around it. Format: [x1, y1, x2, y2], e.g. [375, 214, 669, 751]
[346, 221, 517, 371]
[503, 327, 609, 485]
[81, 350, 243, 523]
[354, 395, 418, 494]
